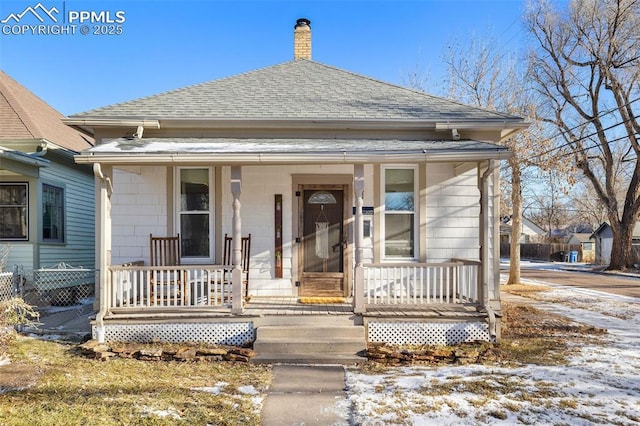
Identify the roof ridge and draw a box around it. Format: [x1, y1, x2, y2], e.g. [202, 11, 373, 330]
[302, 60, 518, 120]
[74, 61, 297, 117]
[69, 59, 525, 123]
[0, 71, 43, 138]
[0, 70, 93, 151]
[0, 90, 36, 139]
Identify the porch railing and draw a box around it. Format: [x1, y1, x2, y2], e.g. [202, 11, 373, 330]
[107, 263, 230, 309]
[362, 261, 480, 305]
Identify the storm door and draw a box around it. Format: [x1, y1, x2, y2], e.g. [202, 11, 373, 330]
[299, 187, 346, 296]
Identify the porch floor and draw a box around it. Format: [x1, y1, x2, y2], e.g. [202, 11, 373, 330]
[245, 297, 354, 316]
[363, 303, 486, 319]
[103, 297, 485, 321]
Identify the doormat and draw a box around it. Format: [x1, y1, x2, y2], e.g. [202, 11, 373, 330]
[298, 297, 346, 304]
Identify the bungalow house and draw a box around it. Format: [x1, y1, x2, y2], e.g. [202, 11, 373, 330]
[0, 71, 95, 302]
[65, 19, 528, 359]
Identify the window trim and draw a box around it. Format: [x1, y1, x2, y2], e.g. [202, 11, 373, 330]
[42, 183, 65, 244]
[0, 182, 29, 241]
[174, 167, 215, 263]
[381, 165, 419, 261]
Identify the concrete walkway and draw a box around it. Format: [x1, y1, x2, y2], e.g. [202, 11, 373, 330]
[28, 304, 93, 339]
[261, 364, 350, 425]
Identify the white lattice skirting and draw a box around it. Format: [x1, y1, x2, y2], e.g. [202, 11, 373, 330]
[368, 321, 494, 345]
[94, 322, 255, 346]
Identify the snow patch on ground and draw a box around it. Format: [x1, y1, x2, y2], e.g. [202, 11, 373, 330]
[345, 286, 640, 425]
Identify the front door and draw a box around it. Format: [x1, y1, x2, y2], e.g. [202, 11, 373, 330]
[300, 187, 346, 297]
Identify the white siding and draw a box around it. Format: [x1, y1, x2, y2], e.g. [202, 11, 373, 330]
[221, 164, 354, 296]
[111, 166, 167, 265]
[106, 162, 498, 298]
[425, 163, 480, 262]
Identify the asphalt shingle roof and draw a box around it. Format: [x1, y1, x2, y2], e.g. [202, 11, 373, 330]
[70, 60, 523, 122]
[0, 71, 93, 152]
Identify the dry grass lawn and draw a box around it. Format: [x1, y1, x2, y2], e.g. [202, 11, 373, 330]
[0, 337, 272, 425]
[0, 283, 608, 425]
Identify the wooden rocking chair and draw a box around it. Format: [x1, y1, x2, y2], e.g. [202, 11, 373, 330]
[222, 233, 252, 300]
[149, 234, 184, 305]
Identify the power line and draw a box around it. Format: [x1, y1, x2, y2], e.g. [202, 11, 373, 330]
[499, 107, 640, 171]
[528, 107, 640, 161]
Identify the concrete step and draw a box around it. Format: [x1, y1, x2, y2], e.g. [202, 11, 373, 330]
[256, 325, 364, 339]
[251, 353, 366, 365]
[255, 315, 362, 327]
[254, 338, 365, 355]
[252, 324, 367, 364]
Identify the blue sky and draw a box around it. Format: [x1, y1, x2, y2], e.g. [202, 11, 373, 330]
[0, 0, 530, 116]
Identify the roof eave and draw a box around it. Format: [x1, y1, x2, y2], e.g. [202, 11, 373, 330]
[63, 117, 528, 131]
[62, 118, 161, 134]
[74, 149, 512, 165]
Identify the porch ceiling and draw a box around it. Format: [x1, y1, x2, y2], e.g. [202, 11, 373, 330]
[76, 137, 511, 164]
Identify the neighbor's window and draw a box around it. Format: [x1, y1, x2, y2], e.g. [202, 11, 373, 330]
[42, 184, 64, 243]
[178, 168, 212, 260]
[383, 167, 416, 258]
[0, 183, 28, 241]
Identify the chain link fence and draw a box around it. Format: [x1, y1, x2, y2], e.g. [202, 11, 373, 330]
[0, 244, 11, 302]
[0, 271, 13, 302]
[28, 263, 95, 307]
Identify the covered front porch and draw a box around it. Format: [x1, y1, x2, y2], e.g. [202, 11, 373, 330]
[87, 151, 502, 346]
[95, 259, 496, 347]
[104, 259, 484, 312]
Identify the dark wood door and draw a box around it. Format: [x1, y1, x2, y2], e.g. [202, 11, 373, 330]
[300, 188, 345, 296]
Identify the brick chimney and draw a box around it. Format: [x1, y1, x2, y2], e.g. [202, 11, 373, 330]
[294, 18, 311, 60]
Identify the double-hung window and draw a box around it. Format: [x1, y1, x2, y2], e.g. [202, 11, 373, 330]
[0, 183, 28, 241]
[177, 168, 213, 261]
[42, 184, 64, 243]
[383, 167, 417, 259]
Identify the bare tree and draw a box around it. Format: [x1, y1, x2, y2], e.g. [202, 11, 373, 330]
[569, 150, 632, 229]
[524, 169, 572, 238]
[527, 0, 640, 270]
[442, 35, 549, 284]
[569, 183, 609, 230]
[402, 54, 432, 93]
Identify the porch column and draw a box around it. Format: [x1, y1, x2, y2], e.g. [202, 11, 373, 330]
[478, 160, 497, 309]
[230, 166, 243, 314]
[93, 163, 112, 343]
[353, 164, 366, 313]
[479, 160, 500, 338]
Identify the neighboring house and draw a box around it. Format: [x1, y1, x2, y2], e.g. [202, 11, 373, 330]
[500, 216, 546, 244]
[566, 233, 594, 263]
[65, 19, 528, 350]
[0, 71, 95, 284]
[590, 222, 640, 265]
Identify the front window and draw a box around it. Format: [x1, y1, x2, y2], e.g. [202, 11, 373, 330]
[383, 168, 416, 258]
[177, 168, 212, 260]
[0, 183, 28, 241]
[43, 184, 64, 243]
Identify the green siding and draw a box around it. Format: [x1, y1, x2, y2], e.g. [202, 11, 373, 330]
[38, 161, 95, 269]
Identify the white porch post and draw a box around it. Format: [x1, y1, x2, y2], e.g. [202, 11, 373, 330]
[479, 159, 499, 337]
[353, 164, 366, 313]
[93, 163, 112, 343]
[478, 161, 489, 308]
[230, 166, 243, 314]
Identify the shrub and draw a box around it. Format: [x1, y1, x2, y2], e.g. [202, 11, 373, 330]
[0, 297, 40, 347]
